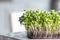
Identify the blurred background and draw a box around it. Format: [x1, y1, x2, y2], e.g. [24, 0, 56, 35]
[0, 0, 60, 35]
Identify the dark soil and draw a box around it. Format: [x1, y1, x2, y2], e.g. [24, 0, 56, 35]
[27, 32, 60, 39]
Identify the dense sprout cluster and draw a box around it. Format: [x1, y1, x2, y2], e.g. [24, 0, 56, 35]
[19, 10, 60, 34]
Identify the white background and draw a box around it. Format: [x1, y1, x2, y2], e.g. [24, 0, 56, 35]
[11, 12, 26, 32]
[1, 0, 60, 34]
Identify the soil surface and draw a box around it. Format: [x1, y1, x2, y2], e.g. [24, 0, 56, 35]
[27, 32, 60, 39]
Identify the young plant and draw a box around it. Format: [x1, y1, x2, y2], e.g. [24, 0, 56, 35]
[19, 9, 60, 38]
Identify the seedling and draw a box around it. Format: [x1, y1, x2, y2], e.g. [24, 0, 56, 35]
[19, 10, 60, 38]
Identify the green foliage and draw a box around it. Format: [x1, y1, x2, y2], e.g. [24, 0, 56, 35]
[19, 10, 60, 33]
